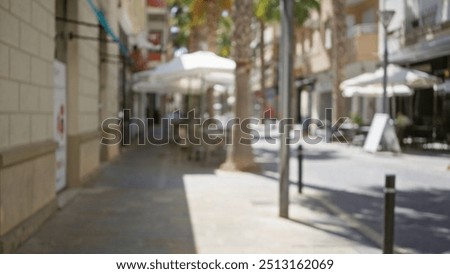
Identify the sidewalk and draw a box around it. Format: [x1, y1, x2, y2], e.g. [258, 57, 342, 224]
[17, 142, 380, 254]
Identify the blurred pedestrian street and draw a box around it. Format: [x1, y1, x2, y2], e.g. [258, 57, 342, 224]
[16, 126, 450, 254]
[17, 140, 380, 254]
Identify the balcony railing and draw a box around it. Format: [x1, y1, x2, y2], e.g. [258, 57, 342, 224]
[347, 23, 378, 38]
[345, 0, 365, 7]
[402, 3, 450, 46]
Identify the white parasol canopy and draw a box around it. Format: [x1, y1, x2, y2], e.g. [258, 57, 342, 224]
[132, 51, 236, 94]
[151, 51, 235, 80]
[340, 64, 441, 97]
[342, 84, 413, 97]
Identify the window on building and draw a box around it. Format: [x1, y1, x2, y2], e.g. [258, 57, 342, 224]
[362, 7, 376, 23]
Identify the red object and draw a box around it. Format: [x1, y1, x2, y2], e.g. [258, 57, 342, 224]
[264, 106, 275, 119]
[130, 48, 147, 72]
[147, 31, 161, 46]
[148, 52, 161, 62]
[147, 0, 165, 8]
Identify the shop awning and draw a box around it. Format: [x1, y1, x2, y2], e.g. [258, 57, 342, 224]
[87, 0, 128, 56]
[340, 64, 441, 97]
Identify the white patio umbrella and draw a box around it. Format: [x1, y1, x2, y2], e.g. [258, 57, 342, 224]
[132, 51, 236, 94]
[342, 84, 413, 97]
[133, 77, 204, 94]
[340, 64, 441, 97]
[132, 78, 166, 94]
[151, 51, 235, 80]
[133, 73, 235, 95]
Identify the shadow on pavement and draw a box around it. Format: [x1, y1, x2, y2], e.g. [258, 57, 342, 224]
[253, 143, 450, 253]
[252, 145, 379, 250]
[17, 141, 225, 254]
[306, 184, 450, 254]
[401, 146, 450, 157]
[253, 146, 345, 185]
[287, 196, 379, 250]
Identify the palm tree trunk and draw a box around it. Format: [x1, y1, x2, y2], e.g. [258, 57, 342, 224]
[220, 0, 258, 172]
[189, 25, 208, 52]
[331, 0, 347, 122]
[259, 19, 267, 119]
[188, 24, 207, 114]
[206, 87, 214, 118]
[206, 0, 220, 53]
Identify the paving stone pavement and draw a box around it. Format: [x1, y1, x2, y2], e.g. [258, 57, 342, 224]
[17, 143, 380, 254]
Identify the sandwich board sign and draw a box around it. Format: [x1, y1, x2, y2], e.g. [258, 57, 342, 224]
[364, 113, 401, 153]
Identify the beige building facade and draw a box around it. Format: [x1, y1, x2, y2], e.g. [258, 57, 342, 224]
[0, 0, 124, 252]
[296, 0, 380, 123]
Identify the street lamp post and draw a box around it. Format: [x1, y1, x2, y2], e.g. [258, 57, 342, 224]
[278, 0, 293, 218]
[379, 10, 395, 115]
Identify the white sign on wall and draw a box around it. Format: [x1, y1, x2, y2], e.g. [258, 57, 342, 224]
[54, 60, 67, 192]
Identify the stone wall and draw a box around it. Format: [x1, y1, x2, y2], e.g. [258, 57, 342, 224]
[0, 0, 57, 252]
[0, 0, 122, 252]
[0, 0, 55, 150]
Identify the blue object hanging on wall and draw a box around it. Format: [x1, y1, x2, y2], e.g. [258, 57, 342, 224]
[86, 0, 129, 57]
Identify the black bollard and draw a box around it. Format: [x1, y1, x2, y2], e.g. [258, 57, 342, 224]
[298, 145, 303, 193]
[383, 175, 396, 254]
